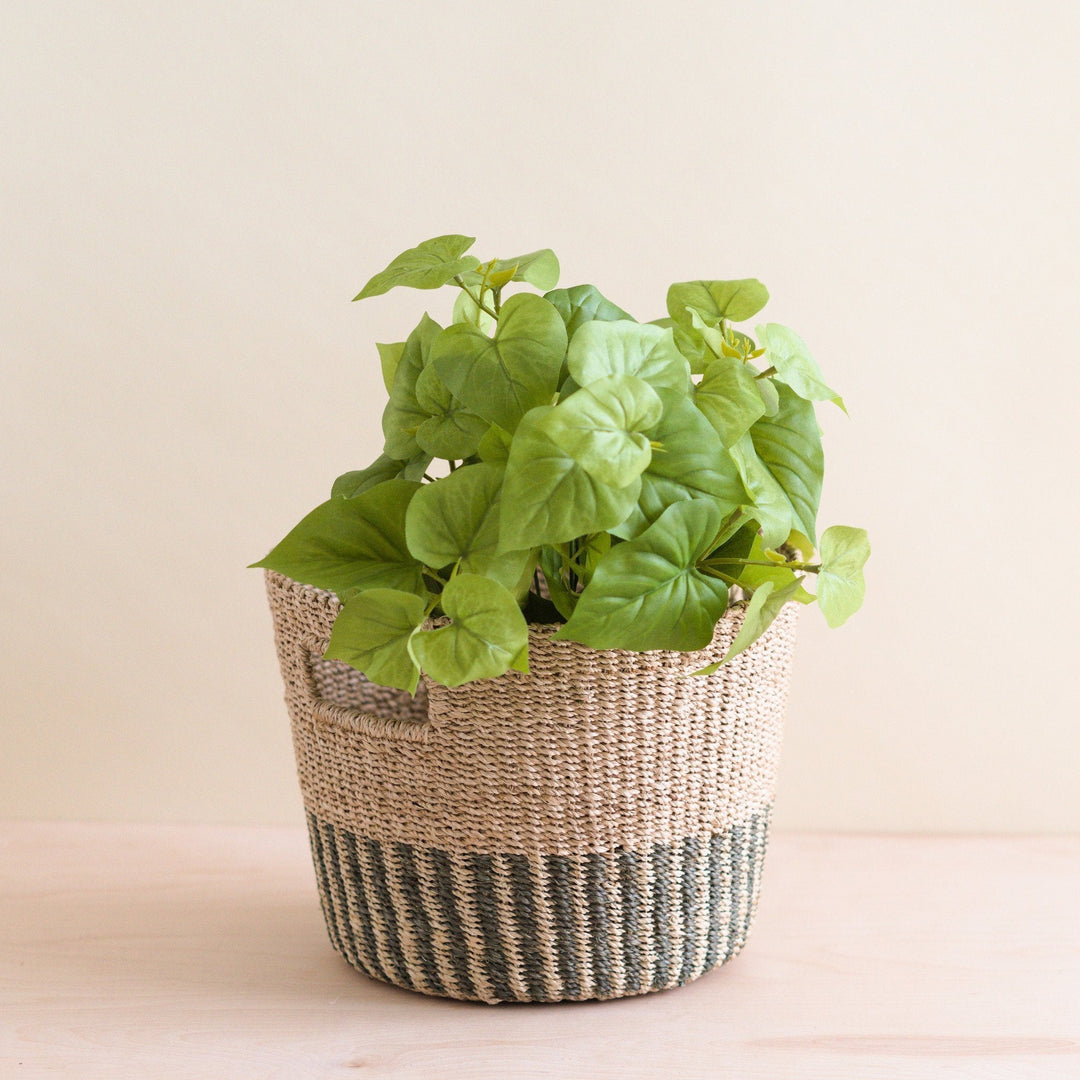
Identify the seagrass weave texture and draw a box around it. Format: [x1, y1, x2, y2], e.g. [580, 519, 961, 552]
[265, 570, 798, 1003]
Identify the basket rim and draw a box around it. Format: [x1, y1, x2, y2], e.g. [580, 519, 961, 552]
[263, 569, 798, 667]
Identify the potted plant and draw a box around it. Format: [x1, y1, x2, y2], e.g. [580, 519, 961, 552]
[253, 234, 869, 1003]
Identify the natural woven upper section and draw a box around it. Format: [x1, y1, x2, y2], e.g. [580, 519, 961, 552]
[266, 570, 797, 856]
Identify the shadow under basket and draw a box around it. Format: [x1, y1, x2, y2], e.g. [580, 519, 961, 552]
[265, 570, 799, 1004]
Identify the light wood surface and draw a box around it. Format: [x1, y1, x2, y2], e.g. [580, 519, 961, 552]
[2, 825, 1078, 1079]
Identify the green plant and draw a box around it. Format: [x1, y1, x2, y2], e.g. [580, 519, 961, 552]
[252, 233, 869, 691]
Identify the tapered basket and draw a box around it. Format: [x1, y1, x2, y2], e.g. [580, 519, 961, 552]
[265, 569, 798, 1003]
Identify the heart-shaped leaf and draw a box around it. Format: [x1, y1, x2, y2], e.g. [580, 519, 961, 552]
[405, 463, 533, 589]
[499, 404, 641, 550]
[410, 574, 529, 686]
[413, 364, 490, 460]
[816, 525, 871, 627]
[376, 341, 405, 394]
[707, 532, 815, 604]
[758, 323, 845, 411]
[462, 249, 561, 291]
[382, 314, 442, 460]
[331, 452, 431, 498]
[544, 284, 633, 340]
[729, 437, 794, 551]
[250, 479, 424, 598]
[556, 499, 730, 651]
[695, 354, 769, 447]
[691, 577, 804, 675]
[545, 374, 662, 487]
[354, 234, 480, 299]
[666, 279, 770, 329]
[451, 288, 495, 334]
[324, 589, 427, 694]
[476, 423, 512, 463]
[614, 392, 748, 539]
[431, 293, 568, 433]
[735, 383, 824, 547]
[567, 320, 690, 395]
[649, 316, 708, 373]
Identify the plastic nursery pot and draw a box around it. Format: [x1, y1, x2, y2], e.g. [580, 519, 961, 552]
[265, 569, 798, 1004]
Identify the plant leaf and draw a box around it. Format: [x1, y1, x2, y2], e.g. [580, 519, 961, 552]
[649, 316, 709, 373]
[666, 279, 770, 329]
[578, 531, 611, 583]
[758, 323, 845, 411]
[694, 354, 768, 447]
[324, 589, 427, 694]
[431, 292, 567, 433]
[539, 545, 579, 620]
[614, 391, 748, 540]
[737, 383, 824, 547]
[555, 499, 730, 651]
[728, 436, 795, 550]
[331, 452, 431, 498]
[499, 404, 641, 550]
[410, 574, 529, 686]
[783, 529, 815, 562]
[567, 319, 690, 395]
[462, 249, 561, 291]
[477, 423, 512, 463]
[707, 521, 757, 568]
[544, 374, 662, 487]
[716, 533, 815, 603]
[691, 577, 803, 675]
[751, 363, 781, 415]
[687, 307, 729, 359]
[485, 263, 519, 289]
[405, 463, 533, 589]
[451, 289, 494, 334]
[250, 479, 424, 598]
[709, 508, 756, 550]
[376, 341, 405, 394]
[816, 525, 871, 627]
[544, 283, 634, 340]
[413, 364, 490, 460]
[354, 234, 480, 300]
[382, 313, 442, 460]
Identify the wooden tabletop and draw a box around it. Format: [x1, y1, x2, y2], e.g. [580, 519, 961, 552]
[2, 825, 1078, 1079]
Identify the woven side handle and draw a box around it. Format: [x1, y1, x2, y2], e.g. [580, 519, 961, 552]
[299, 635, 431, 743]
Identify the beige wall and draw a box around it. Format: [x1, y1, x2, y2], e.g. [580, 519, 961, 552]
[3, 2, 1078, 830]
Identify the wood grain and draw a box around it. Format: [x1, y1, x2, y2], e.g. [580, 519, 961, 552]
[2, 825, 1078, 1079]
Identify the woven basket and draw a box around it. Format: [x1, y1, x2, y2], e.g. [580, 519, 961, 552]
[265, 569, 798, 1003]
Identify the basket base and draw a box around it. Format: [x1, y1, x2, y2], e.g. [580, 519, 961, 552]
[305, 808, 771, 1004]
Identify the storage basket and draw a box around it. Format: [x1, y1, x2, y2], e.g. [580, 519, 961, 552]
[265, 569, 798, 1003]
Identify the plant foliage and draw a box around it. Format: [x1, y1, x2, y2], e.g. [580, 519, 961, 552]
[253, 235, 870, 690]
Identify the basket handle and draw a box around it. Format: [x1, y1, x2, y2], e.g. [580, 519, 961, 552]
[299, 635, 431, 743]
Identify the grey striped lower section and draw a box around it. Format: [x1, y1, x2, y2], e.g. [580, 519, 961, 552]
[305, 809, 771, 1004]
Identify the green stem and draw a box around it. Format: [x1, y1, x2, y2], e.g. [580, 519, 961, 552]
[453, 275, 498, 320]
[493, 286, 502, 315]
[700, 566, 747, 589]
[706, 557, 821, 573]
[704, 561, 820, 578]
[754, 366, 777, 379]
